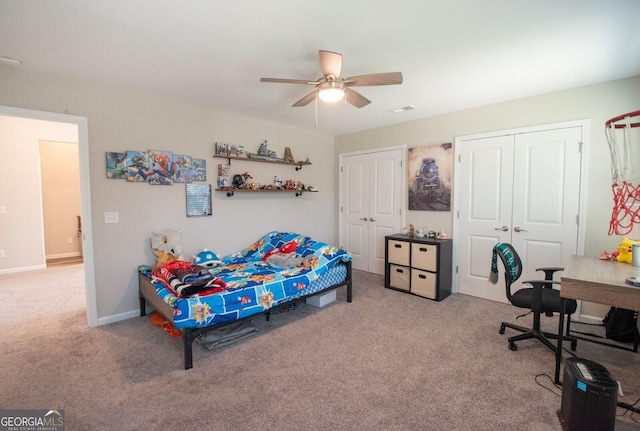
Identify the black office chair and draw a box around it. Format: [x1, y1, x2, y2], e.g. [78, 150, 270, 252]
[490, 243, 578, 353]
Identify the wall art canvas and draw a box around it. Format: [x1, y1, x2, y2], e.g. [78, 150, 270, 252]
[125, 150, 150, 182]
[147, 150, 175, 185]
[106, 151, 126, 179]
[408, 143, 452, 211]
[173, 154, 192, 183]
[192, 158, 206, 181]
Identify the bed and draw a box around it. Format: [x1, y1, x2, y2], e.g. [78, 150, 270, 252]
[138, 231, 353, 369]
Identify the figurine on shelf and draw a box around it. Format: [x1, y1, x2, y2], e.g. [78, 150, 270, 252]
[247, 139, 284, 161]
[408, 224, 415, 237]
[284, 147, 295, 164]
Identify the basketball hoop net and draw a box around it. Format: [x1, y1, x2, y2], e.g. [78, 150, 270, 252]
[606, 110, 640, 236]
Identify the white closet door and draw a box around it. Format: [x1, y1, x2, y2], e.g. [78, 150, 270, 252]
[340, 148, 404, 274]
[342, 154, 369, 272]
[457, 135, 514, 302]
[510, 127, 582, 282]
[456, 125, 583, 302]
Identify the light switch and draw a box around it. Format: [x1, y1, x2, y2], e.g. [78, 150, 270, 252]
[104, 211, 119, 224]
[0, 206, 6, 214]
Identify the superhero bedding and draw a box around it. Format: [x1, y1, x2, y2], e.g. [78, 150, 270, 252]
[138, 231, 353, 369]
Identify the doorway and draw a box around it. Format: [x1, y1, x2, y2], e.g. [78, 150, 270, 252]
[339, 146, 405, 274]
[40, 140, 83, 265]
[0, 105, 97, 327]
[453, 120, 588, 302]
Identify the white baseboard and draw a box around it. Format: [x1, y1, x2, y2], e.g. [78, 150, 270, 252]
[0, 264, 47, 275]
[97, 309, 144, 326]
[46, 252, 82, 260]
[571, 314, 604, 325]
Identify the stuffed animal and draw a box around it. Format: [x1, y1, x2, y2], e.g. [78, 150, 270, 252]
[615, 237, 640, 264]
[193, 248, 222, 268]
[266, 252, 312, 269]
[262, 240, 298, 261]
[150, 229, 184, 269]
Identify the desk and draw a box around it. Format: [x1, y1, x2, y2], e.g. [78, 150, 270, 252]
[556, 255, 640, 384]
[561, 255, 640, 310]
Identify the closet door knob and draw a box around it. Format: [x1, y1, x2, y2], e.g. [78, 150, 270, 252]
[369, 218, 376, 222]
[359, 217, 368, 221]
[513, 226, 528, 232]
[494, 226, 509, 231]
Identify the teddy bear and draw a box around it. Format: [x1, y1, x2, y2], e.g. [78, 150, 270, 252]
[150, 229, 184, 269]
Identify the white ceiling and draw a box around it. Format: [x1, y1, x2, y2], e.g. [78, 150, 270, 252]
[1, 0, 639, 136]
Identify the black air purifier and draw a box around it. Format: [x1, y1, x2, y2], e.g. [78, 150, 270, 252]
[558, 357, 618, 431]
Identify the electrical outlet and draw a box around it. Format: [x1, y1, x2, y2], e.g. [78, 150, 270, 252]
[0, 250, 5, 258]
[104, 211, 119, 224]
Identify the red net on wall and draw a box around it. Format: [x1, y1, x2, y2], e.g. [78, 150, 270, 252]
[607, 110, 640, 236]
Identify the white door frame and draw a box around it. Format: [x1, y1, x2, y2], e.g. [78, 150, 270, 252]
[338, 144, 406, 270]
[452, 120, 589, 301]
[1, 104, 97, 328]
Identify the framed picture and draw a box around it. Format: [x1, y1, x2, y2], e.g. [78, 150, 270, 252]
[186, 183, 212, 217]
[408, 143, 452, 211]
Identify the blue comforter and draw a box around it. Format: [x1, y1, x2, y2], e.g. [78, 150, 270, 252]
[145, 231, 352, 329]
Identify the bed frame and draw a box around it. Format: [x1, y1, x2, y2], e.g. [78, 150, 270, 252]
[139, 261, 352, 369]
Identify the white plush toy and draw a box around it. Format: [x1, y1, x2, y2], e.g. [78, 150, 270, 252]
[150, 229, 184, 269]
[266, 252, 312, 269]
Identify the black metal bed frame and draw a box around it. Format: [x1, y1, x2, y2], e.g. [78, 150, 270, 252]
[139, 261, 352, 369]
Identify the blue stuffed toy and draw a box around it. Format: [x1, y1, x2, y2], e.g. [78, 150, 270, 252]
[193, 248, 222, 268]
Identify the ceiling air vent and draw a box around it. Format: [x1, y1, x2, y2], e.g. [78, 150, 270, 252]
[391, 105, 416, 113]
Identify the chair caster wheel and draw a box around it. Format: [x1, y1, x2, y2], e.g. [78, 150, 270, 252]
[499, 325, 506, 335]
[509, 342, 517, 351]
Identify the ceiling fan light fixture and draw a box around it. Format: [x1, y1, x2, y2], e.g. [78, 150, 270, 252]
[318, 87, 345, 103]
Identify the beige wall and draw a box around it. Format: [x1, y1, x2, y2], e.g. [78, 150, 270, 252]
[336, 75, 640, 319]
[0, 68, 336, 324]
[40, 140, 82, 259]
[0, 116, 78, 271]
[1, 64, 638, 324]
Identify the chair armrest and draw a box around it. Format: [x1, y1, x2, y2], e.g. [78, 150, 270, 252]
[536, 267, 564, 281]
[524, 279, 561, 315]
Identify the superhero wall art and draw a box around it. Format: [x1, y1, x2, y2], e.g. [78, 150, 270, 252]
[408, 143, 452, 211]
[106, 150, 206, 184]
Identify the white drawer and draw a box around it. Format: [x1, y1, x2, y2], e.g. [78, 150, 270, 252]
[389, 265, 410, 291]
[411, 243, 437, 272]
[388, 240, 410, 265]
[411, 268, 436, 299]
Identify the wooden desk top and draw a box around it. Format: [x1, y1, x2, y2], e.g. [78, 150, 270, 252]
[561, 255, 640, 311]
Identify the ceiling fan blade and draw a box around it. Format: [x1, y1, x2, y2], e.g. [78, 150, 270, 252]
[344, 88, 371, 108]
[319, 50, 342, 78]
[346, 72, 403, 86]
[292, 90, 317, 107]
[260, 77, 312, 85]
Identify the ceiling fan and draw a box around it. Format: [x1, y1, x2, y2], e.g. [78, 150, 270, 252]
[260, 50, 403, 108]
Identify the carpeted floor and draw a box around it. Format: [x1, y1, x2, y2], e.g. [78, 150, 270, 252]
[1, 265, 639, 430]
